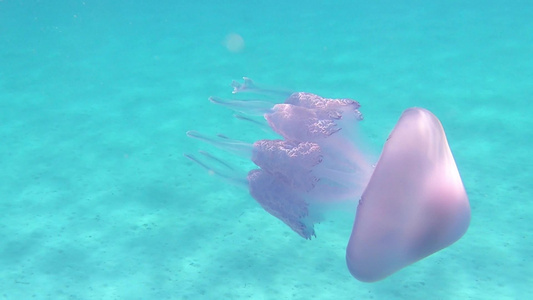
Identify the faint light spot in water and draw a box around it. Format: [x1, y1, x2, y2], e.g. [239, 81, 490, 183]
[224, 33, 245, 53]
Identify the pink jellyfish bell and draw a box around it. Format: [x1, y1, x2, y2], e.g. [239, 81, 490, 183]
[346, 107, 470, 282]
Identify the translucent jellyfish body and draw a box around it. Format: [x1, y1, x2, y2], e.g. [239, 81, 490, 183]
[185, 78, 470, 282]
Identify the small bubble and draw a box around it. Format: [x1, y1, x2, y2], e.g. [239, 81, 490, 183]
[224, 33, 245, 53]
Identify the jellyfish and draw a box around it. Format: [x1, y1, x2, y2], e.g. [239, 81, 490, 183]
[185, 78, 470, 282]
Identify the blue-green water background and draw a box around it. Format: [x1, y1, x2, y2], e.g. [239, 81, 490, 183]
[1, 1, 531, 299]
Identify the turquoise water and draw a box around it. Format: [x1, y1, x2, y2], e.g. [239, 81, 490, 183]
[1, 0, 531, 299]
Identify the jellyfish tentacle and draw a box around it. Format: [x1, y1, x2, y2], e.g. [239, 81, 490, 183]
[208, 96, 273, 116]
[186, 130, 253, 159]
[233, 114, 272, 133]
[184, 152, 247, 187]
[231, 77, 257, 94]
[198, 150, 234, 170]
[232, 77, 292, 98]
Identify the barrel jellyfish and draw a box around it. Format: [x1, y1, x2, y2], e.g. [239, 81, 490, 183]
[185, 78, 470, 282]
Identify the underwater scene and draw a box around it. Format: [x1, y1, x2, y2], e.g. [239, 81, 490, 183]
[0, 0, 531, 299]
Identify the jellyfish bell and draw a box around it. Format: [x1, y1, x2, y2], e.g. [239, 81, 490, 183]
[185, 78, 470, 281]
[346, 107, 471, 282]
